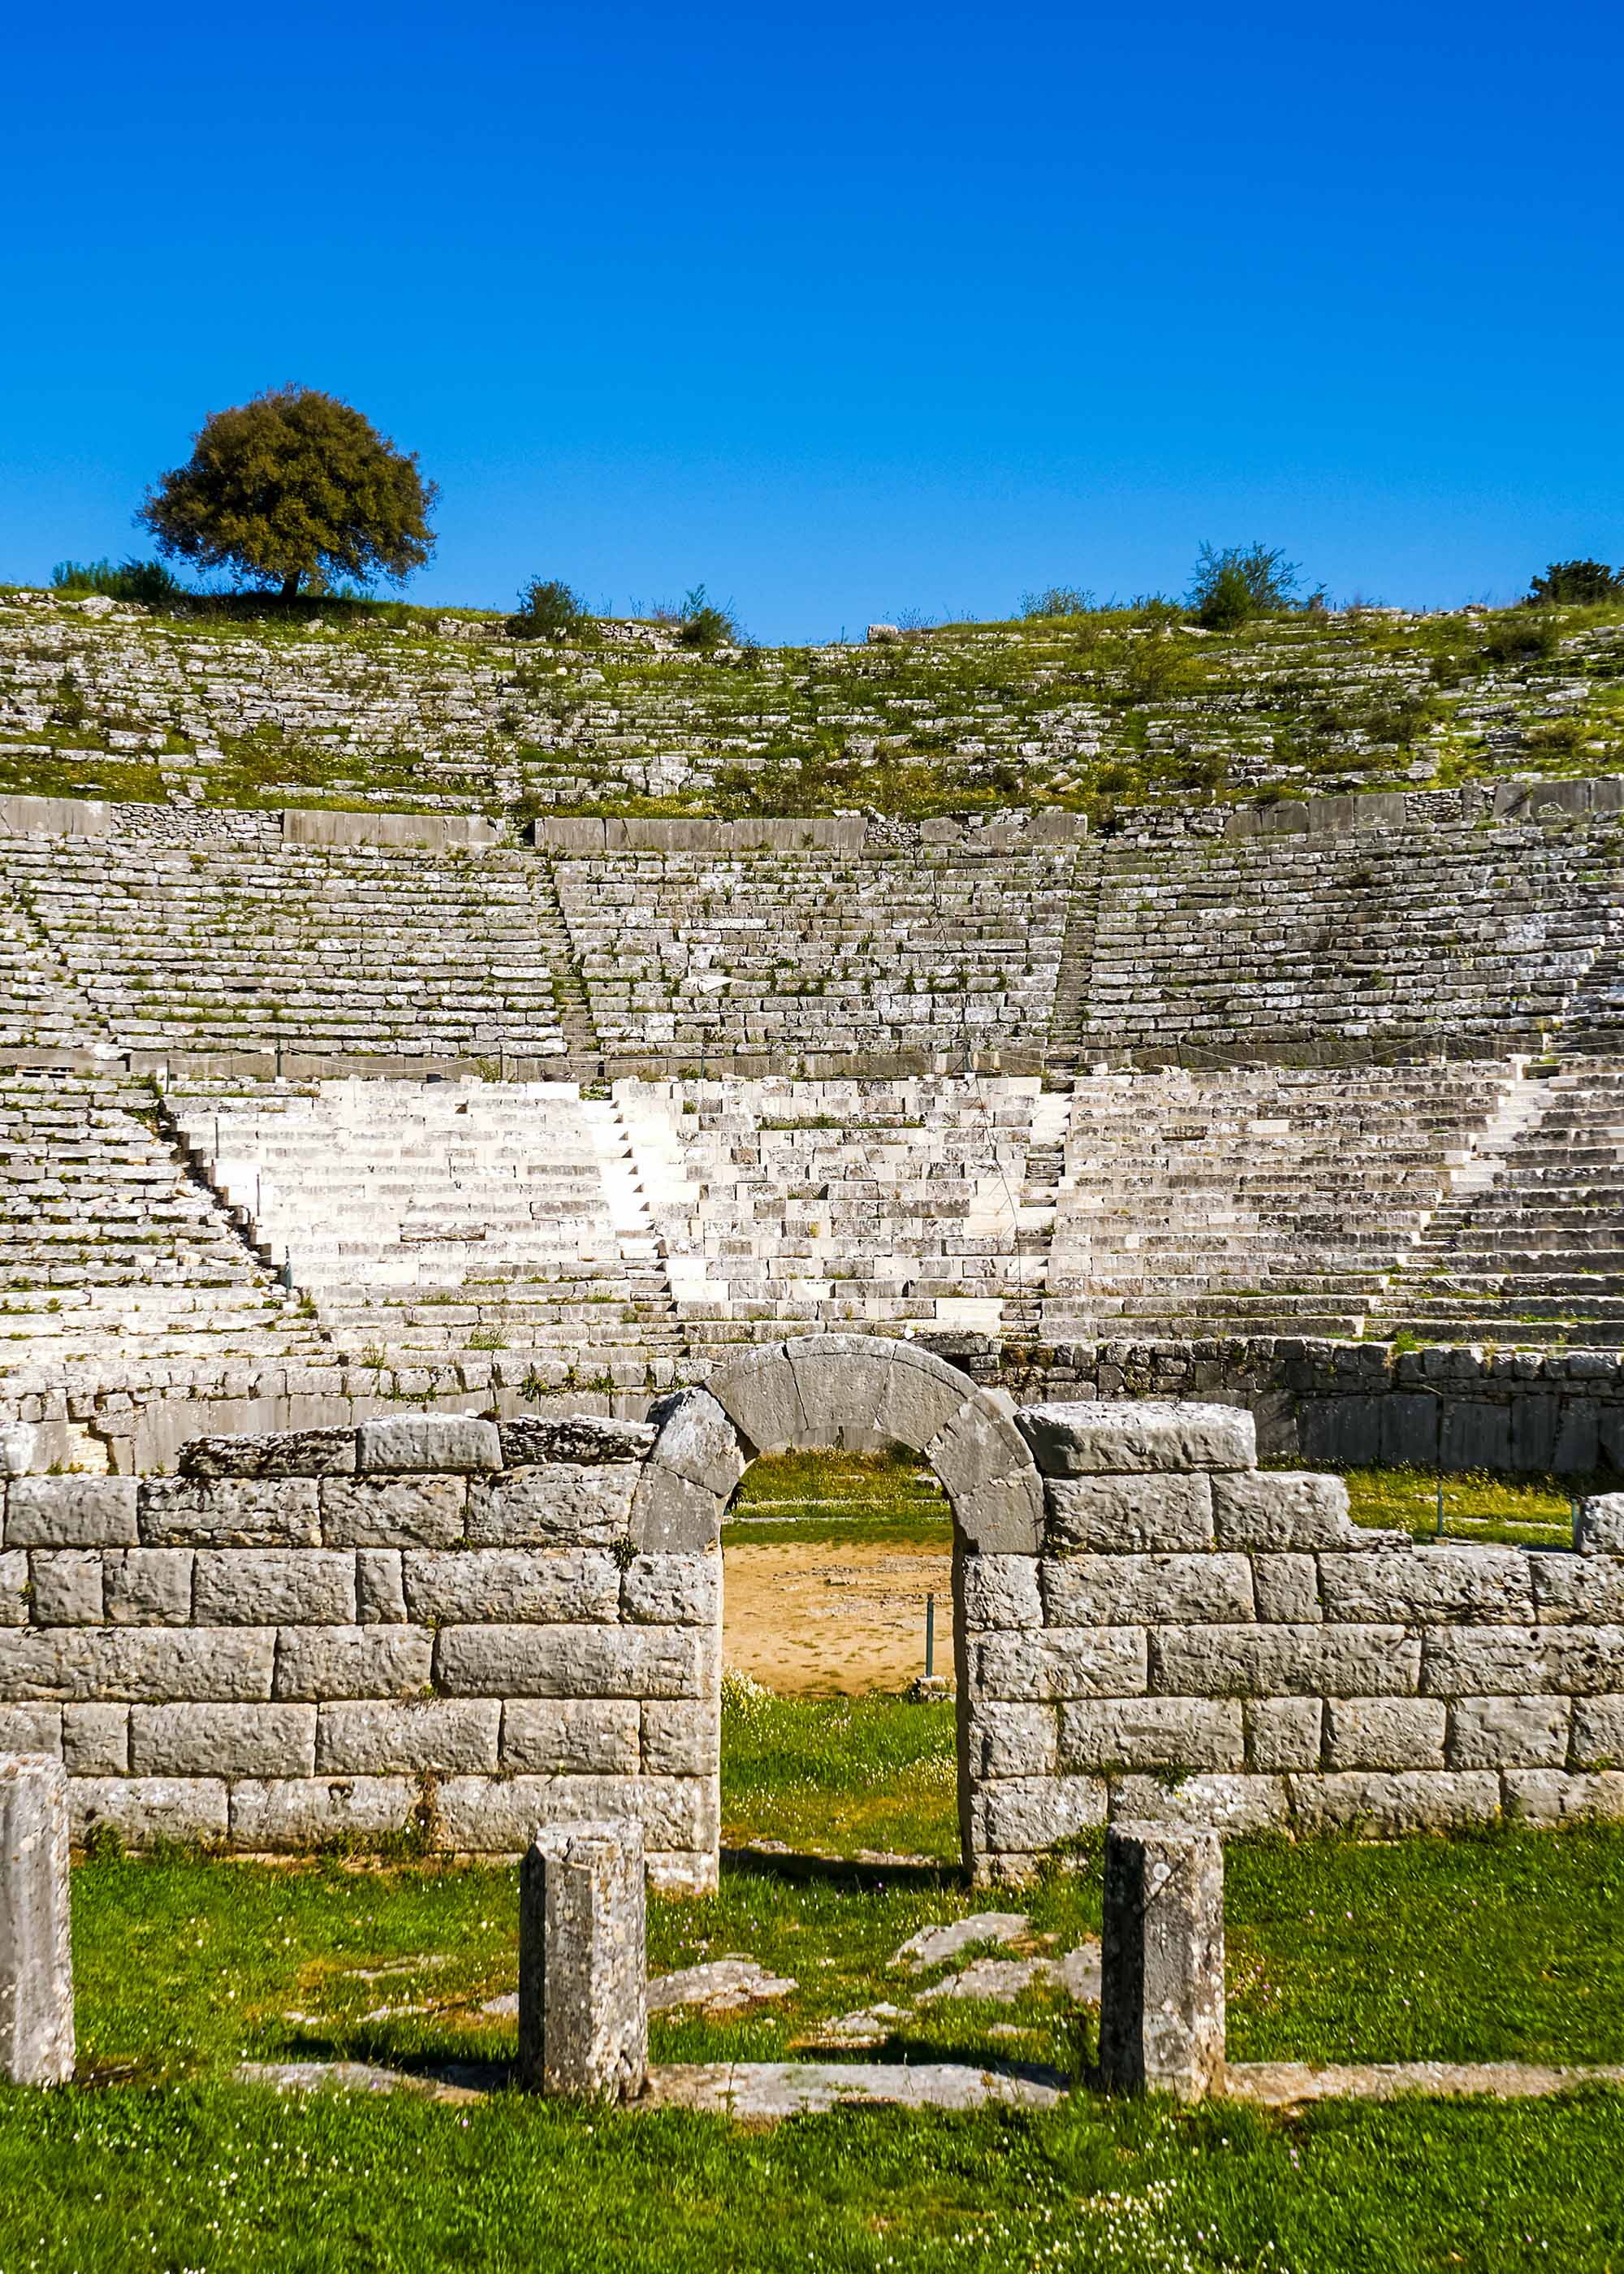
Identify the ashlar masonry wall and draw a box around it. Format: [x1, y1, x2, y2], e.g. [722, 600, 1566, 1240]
[967, 1398, 1624, 1883]
[0, 1411, 721, 1891]
[3, 1336, 1623, 1888]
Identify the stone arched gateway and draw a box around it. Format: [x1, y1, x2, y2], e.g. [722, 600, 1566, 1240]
[629, 1333, 1044, 1881]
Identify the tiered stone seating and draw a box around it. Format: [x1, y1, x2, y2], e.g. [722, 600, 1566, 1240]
[617, 1076, 1047, 1343]
[173, 1080, 680, 1382]
[0, 1071, 330, 1381]
[1375, 1061, 1624, 1344]
[556, 850, 1069, 1061]
[0, 881, 99, 1050]
[1039, 1066, 1516, 1340]
[1078, 811, 1623, 1064]
[0, 835, 576, 1059]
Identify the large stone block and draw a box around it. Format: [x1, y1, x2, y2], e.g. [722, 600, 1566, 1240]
[192, 1550, 356, 1626]
[1322, 1698, 1447, 1771]
[974, 1628, 1147, 1702]
[61, 1704, 127, 1775]
[1044, 1474, 1214, 1554]
[519, 1819, 647, 2100]
[925, 1401, 1043, 1554]
[1569, 1697, 1624, 1768]
[1285, 1770, 1501, 1835]
[639, 1701, 719, 1779]
[972, 1773, 1107, 1852]
[959, 1555, 1044, 1630]
[434, 1772, 716, 1856]
[1422, 1625, 1624, 1697]
[1099, 1822, 1224, 2100]
[0, 1628, 274, 1704]
[1447, 1695, 1570, 1770]
[228, 1777, 419, 1849]
[1245, 1697, 1322, 1773]
[1210, 1473, 1356, 1552]
[130, 1703, 317, 1778]
[963, 1701, 1059, 1779]
[1151, 1623, 1420, 1699]
[272, 1626, 434, 1701]
[641, 1390, 744, 1498]
[28, 1554, 103, 1627]
[468, 1466, 638, 1550]
[320, 1477, 467, 1550]
[498, 1416, 655, 1468]
[1531, 1556, 1624, 1625]
[0, 1759, 73, 2086]
[1108, 1772, 1289, 1836]
[1501, 1769, 1624, 1824]
[102, 1550, 193, 1627]
[1577, 1496, 1624, 1555]
[316, 1700, 500, 1775]
[0, 1553, 24, 1628]
[139, 1480, 320, 1549]
[706, 1345, 807, 1456]
[1319, 1546, 1534, 1626]
[1060, 1697, 1243, 1773]
[437, 1623, 709, 1701]
[1019, 1401, 1254, 1478]
[503, 1701, 642, 1775]
[356, 1416, 501, 1475]
[356, 1550, 406, 1625]
[1040, 1554, 1254, 1628]
[71, 1777, 229, 1848]
[619, 1554, 719, 1629]
[6, 1478, 136, 1550]
[180, 1428, 356, 1479]
[402, 1550, 620, 1626]
[787, 1334, 973, 1456]
[1250, 1554, 1322, 1624]
[0, 1707, 61, 1759]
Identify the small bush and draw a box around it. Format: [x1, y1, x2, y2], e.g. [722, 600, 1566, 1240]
[509, 577, 590, 641]
[1481, 612, 1560, 666]
[676, 583, 740, 649]
[1186, 542, 1302, 629]
[51, 556, 187, 606]
[1020, 586, 1094, 619]
[1528, 559, 1624, 607]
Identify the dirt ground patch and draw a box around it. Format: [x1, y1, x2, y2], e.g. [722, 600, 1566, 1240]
[723, 1539, 953, 1696]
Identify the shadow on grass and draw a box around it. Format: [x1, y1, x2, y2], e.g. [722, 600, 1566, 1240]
[720, 1844, 962, 1895]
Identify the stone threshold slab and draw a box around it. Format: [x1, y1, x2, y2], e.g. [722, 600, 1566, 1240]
[1225, 2060, 1624, 2106]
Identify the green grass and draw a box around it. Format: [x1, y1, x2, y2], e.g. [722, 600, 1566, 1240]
[11, 1682, 1624, 2266]
[726, 1450, 951, 1547]
[1338, 1465, 1576, 1547]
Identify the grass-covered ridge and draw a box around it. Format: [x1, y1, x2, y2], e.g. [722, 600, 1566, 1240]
[3, 581, 1622, 820]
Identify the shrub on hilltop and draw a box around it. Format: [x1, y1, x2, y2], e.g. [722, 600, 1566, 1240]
[138, 386, 438, 601]
[676, 584, 741, 649]
[50, 557, 187, 607]
[1528, 559, 1624, 607]
[510, 577, 591, 640]
[1187, 541, 1310, 629]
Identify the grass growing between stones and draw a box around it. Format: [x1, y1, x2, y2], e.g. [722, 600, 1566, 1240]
[10, 1717, 1624, 2270]
[1340, 1466, 1574, 1547]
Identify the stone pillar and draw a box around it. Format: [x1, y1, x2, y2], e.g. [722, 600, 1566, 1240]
[517, 1819, 646, 2100]
[1099, 1820, 1224, 2099]
[0, 1757, 75, 2086]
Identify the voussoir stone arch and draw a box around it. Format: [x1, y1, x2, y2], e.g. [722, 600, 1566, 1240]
[629, 1332, 1043, 1554]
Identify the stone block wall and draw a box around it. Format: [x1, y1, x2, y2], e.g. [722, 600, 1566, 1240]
[0, 1412, 721, 1891]
[963, 1396, 1624, 1882]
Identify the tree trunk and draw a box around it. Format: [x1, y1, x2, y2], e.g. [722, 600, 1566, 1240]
[279, 573, 300, 600]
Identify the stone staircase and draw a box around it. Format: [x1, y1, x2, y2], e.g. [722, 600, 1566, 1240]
[171, 1079, 683, 1386]
[1373, 1060, 1624, 1345]
[0, 1071, 330, 1386]
[1039, 1065, 1518, 1341]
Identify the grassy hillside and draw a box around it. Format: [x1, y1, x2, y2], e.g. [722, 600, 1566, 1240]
[2, 584, 1622, 819]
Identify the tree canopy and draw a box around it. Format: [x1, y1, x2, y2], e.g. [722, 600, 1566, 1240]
[1528, 559, 1624, 607]
[138, 387, 438, 599]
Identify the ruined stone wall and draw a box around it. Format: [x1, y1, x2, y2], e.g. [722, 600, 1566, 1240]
[966, 1399, 1624, 1883]
[0, 1412, 719, 1891]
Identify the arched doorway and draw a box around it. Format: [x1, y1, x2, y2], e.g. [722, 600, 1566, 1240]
[628, 1334, 1044, 1878]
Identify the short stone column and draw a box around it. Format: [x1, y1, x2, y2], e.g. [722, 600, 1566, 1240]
[1099, 1820, 1224, 2100]
[518, 1819, 646, 2100]
[0, 1757, 75, 2086]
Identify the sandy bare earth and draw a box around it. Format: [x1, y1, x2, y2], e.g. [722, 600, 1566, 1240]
[723, 1541, 953, 1696]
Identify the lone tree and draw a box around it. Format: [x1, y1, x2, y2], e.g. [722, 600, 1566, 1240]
[1186, 543, 1305, 630]
[138, 387, 438, 599]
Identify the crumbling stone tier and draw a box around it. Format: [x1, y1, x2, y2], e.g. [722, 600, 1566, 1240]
[2, 1352, 1622, 1877]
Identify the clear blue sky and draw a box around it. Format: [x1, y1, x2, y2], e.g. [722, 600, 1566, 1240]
[4, 1, 1622, 642]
